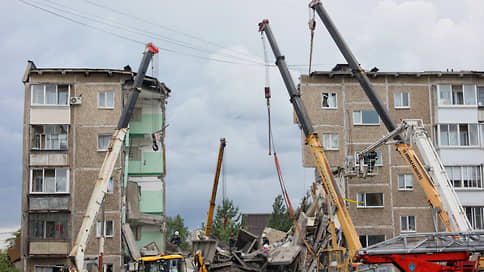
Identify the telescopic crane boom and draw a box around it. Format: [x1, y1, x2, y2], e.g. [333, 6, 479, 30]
[258, 19, 362, 260]
[68, 43, 159, 272]
[309, 0, 472, 233]
[204, 138, 226, 237]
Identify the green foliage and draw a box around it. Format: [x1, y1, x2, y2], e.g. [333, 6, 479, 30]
[267, 195, 293, 232]
[6, 229, 20, 248]
[165, 214, 190, 251]
[0, 249, 19, 272]
[212, 199, 241, 244]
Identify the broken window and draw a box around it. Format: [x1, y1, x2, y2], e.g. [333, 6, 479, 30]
[31, 125, 68, 150]
[400, 215, 416, 232]
[98, 91, 114, 108]
[398, 174, 413, 190]
[98, 135, 111, 151]
[357, 192, 383, 208]
[29, 213, 68, 240]
[394, 92, 409, 108]
[465, 207, 484, 230]
[322, 133, 338, 150]
[438, 84, 476, 105]
[321, 92, 337, 108]
[439, 124, 478, 146]
[359, 234, 385, 248]
[353, 110, 379, 125]
[96, 220, 114, 237]
[31, 168, 68, 194]
[31, 84, 69, 106]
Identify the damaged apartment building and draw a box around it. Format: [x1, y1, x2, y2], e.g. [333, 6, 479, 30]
[20, 61, 170, 271]
[299, 65, 484, 248]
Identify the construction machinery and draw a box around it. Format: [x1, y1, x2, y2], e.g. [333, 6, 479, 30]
[205, 138, 227, 237]
[137, 255, 187, 272]
[259, 7, 484, 269]
[67, 43, 160, 271]
[259, 19, 361, 270]
[308, 0, 472, 234]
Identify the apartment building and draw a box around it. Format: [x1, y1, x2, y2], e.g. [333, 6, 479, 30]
[20, 61, 170, 271]
[299, 65, 484, 248]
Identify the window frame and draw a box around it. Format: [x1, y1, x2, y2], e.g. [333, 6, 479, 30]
[96, 220, 114, 238]
[437, 84, 477, 106]
[323, 133, 339, 150]
[438, 123, 479, 147]
[103, 264, 114, 272]
[30, 168, 69, 194]
[97, 134, 111, 151]
[465, 206, 484, 230]
[31, 125, 69, 151]
[394, 92, 410, 109]
[97, 91, 114, 109]
[31, 84, 69, 106]
[29, 213, 69, 241]
[400, 215, 416, 232]
[353, 110, 380, 125]
[359, 234, 385, 248]
[357, 192, 384, 208]
[398, 174, 414, 191]
[445, 165, 483, 189]
[321, 92, 337, 109]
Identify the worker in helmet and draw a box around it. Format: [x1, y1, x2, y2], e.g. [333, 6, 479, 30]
[170, 231, 182, 248]
[229, 233, 236, 250]
[262, 234, 270, 247]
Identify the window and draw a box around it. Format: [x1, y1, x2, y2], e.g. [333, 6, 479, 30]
[355, 151, 382, 166]
[478, 87, 484, 107]
[323, 133, 339, 150]
[353, 110, 379, 125]
[438, 84, 477, 106]
[439, 124, 479, 146]
[29, 213, 68, 240]
[359, 235, 385, 248]
[107, 177, 113, 194]
[98, 135, 111, 151]
[31, 84, 69, 106]
[394, 92, 409, 108]
[96, 220, 114, 237]
[465, 207, 484, 229]
[98, 91, 114, 108]
[321, 92, 337, 108]
[357, 192, 384, 208]
[400, 215, 416, 232]
[31, 125, 68, 150]
[398, 174, 413, 190]
[446, 166, 482, 189]
[103, 264, 114, 272]
[34, 266, 62, 272]
[30, 168, 69, 193]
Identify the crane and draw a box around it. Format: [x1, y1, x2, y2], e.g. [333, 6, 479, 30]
[308, 0, 472, 233]
[258, 16, 484, 272]
[68, 43, 159, 272]
[204, 138, 227, 237]
[258, 19, 362, 262]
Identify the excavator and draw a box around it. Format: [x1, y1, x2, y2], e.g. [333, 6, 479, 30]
[259, 2, 484, 268]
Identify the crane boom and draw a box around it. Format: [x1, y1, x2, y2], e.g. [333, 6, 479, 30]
[309, 0, 472, 233]
[204, 138, 227, 237]
[69, 43, 159, 271]
[258, 19, 362, 259]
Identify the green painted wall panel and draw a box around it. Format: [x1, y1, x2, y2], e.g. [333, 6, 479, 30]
[136, 230, 165, 252]
[130, 114, 163, 135]
[140, 190, 163, 214]
[127, 151, 164, 175]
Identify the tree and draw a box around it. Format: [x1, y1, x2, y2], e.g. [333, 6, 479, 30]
[0, 229, 20, 272]
[212, 199, 241, 244]
[165, 214, 190, 251]
[267, 195, 293, 232]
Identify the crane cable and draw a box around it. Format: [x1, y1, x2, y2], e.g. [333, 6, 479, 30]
[261, 34, 315, 258]
[308, 8, 316, 75]
[261, 34, 272, 155]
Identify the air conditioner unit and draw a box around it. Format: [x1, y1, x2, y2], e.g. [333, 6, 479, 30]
[70, 97, 82, 105]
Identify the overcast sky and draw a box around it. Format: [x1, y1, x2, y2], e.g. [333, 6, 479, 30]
[1, 0, 484, 232]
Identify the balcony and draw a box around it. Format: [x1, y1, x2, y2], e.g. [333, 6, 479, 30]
[29, 241, 69, 255]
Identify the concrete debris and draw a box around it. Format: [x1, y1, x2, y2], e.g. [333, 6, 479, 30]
[140, 242, 160, 256]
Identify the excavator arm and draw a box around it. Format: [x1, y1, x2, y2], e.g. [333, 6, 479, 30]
[309, 0, 471, 233]
[68, 43, 159, 271]
[258, 19, 362, 259]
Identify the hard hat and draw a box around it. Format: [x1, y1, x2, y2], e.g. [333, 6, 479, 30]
[230, 233, 234, 236]
[175, 231, 179, 235]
